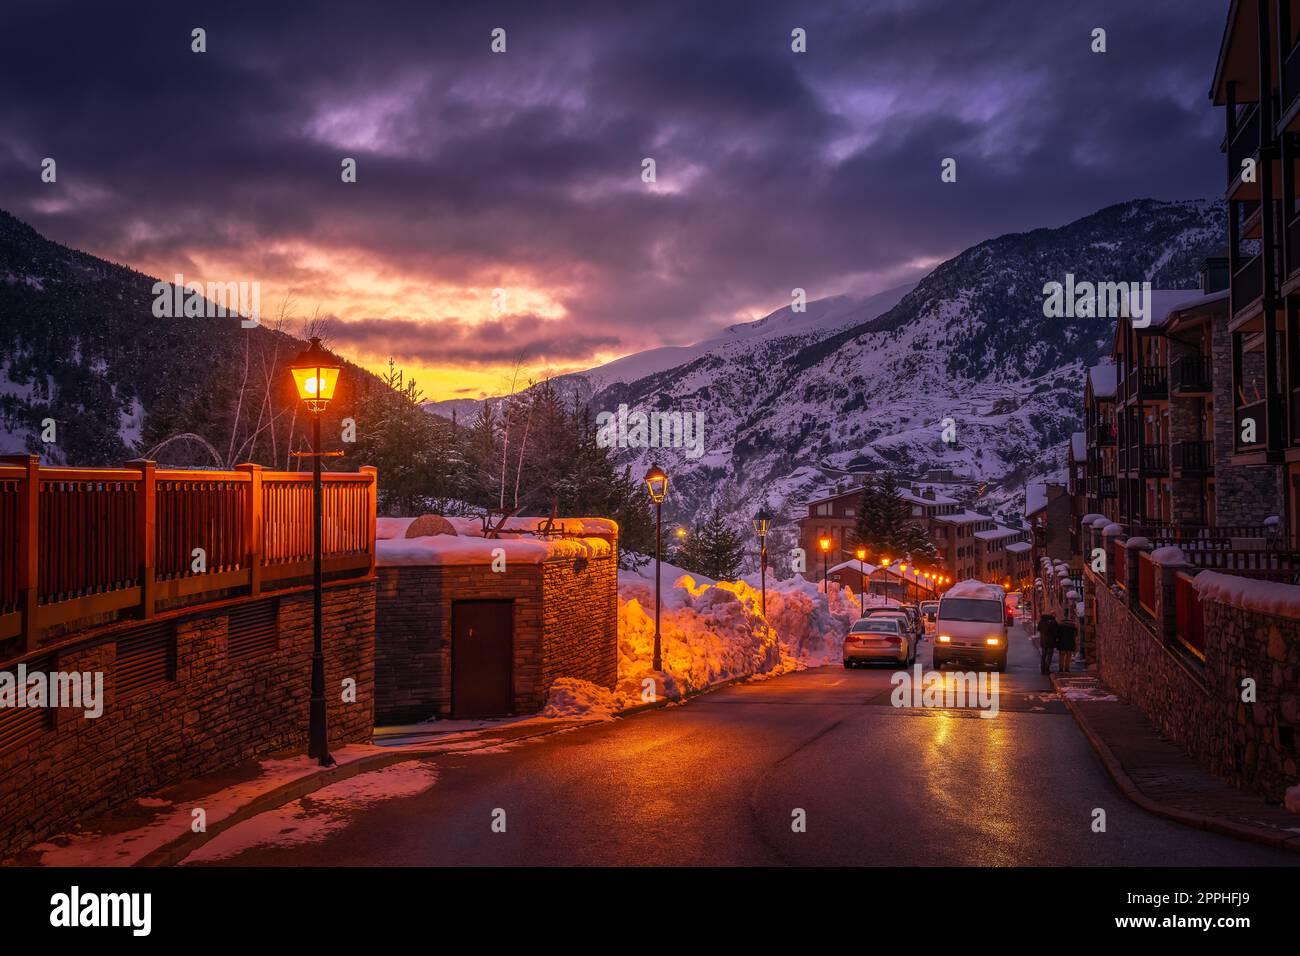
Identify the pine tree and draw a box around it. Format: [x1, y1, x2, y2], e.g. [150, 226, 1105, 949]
[852, 471, 937, 564]
[676, 509, 747, 580]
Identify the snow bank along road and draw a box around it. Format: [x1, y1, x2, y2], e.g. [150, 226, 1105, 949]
[185, 623, 1298, 866]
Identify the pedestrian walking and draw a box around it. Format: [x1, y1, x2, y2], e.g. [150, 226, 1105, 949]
[1055, 620, 1077, 673]
[1036, 612, 1057, 675]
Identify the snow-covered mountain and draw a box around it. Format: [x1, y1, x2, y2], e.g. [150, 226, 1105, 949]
[450, 198, 1224, 543]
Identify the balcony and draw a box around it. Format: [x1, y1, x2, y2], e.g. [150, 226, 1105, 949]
[1231, 252, 1264, 318]
[1227, 104, 1260, 188]
[1170, 354, 1212, 394]
[1286, 43, 1300, 126]
[1138, 365, 1168, 400]
[1235, 399, 1267, 452]
[1088, 421, 1116, 446]
[1091, 475, 1117, 499]
[1140, 443, 1168, 474]
[1172, 439, 1214, 475]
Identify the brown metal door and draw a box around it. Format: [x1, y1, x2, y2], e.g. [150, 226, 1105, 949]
[452, 600, 513, 717]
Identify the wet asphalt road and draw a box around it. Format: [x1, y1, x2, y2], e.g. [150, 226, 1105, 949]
[191, 623, 1298, 866]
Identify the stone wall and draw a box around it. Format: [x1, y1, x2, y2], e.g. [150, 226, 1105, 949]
[375, 552, 618, 723]
[0, 579, 376, 858]
[1091, 568, 1299, 802]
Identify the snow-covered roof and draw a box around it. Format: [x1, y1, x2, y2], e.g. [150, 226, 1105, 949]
[1070, 432, 1086, 462]
[1141, 289, 1202, 329]
[934, 509, 993, 525]
[1025, 482, 1049, 517]
[1164, 287, 1228, 321]
[1005, 541, 1031, 553]
[376, 514, 618, 567]
[1088, 363, 1117, 398]
[899, 488, 958, 507]
[974, 526, 1021, 541]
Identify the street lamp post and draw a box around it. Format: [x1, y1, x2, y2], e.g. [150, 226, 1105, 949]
[753, 509, 771, 619]
[855, 546, 867, 615]
[818, 536, 831, 593]
[644, 465, 668, 672]
[289, 337, 341, 767]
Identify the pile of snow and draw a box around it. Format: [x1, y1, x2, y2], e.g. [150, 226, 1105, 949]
[1102, 523, 1125, 536]
[378, 533, 611, 566]
[945, 579, 1003, 599]
[541, 677, 620, 721]
[1126, 536, 1151, 549]
[609, 565, 859, 705]
[1286, 783, 1300, 815]
[1192, 571, 1300, 621]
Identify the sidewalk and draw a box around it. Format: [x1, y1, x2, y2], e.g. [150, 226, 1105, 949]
[5, 714, 602, 868]
[1051, 671, 1300, 854]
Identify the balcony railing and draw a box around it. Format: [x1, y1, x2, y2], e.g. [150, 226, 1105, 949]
[0, 456, 378, 663]
[1232, 253, 1264, 317]
[1140, 443, 1168, 473]
[1170, 354, 1212, 394]
[1228, 103, 1260, 186]
[1128, 524, 1283, 552]
[1235, 399, 1267, 451]
[1087, 475, 1117, 499]
[1286, 42, 1300, 119]
[1138, 365, 1168, 399]
[1171, 439, 1213, 475]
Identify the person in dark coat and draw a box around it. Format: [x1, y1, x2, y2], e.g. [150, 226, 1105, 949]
[1036, 613, 1057, 675]
[1055, 620, 1077, 673]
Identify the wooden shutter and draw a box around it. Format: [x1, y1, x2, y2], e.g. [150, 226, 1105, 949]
[116, 621, 176, 697]
[227, 599, 279, 660]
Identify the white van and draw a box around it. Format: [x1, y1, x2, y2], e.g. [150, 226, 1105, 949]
[933, 581, 1008, 671]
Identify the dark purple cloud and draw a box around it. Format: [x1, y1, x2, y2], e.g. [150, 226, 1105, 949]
[0, 0, 1227, 382]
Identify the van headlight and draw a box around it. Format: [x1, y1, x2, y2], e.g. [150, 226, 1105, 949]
[985, 637, 1001, 646]
[938, 635, 951, 643]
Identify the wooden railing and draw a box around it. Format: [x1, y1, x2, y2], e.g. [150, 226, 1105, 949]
[0, 456, 377, 662]
[1174, 572, 1205, 659]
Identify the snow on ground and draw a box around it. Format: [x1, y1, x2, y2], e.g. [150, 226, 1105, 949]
[180, 761, 439, 863]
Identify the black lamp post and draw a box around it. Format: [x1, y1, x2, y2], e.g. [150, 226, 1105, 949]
[289, 336, 341, 767]
[818, 536, 831, 593]
[855, 547, 867, 615]
[644, 464, 668, 671]
[753, 508, 771, 618]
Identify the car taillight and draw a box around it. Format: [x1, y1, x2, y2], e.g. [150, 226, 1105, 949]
[884, 636, 901, 645]
[845, 633, 862, 643]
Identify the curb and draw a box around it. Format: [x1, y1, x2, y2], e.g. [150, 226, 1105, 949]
[613, 670, 767, 717]
[136, 720, 597, 867]
[1050, 674, 1300, 855]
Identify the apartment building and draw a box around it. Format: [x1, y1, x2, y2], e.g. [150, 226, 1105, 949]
[1213, 0, 1298, 540]
[1083, 362, 1119, 523]
[798, 482, 1029, 586]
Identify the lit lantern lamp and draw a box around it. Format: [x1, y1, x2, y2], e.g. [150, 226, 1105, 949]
[644, 465, 668, 671]
[290, 337, 341, 412]
[288, 336, 343, 767]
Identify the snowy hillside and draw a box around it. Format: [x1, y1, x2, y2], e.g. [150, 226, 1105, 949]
[558, 198, 1225, 555]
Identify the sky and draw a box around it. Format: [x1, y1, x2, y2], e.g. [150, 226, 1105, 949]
[0, 0, 1226, 400]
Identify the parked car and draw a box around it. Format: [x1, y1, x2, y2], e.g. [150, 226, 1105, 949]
[863, 607, 921, 641]
[843, 616, 916, 667]
[933, 584, 1008, 671]
[919, 600, 939, 635]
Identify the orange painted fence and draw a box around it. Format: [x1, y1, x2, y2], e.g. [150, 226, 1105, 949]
[1137, 551, 1156, 614]
[1111, 538, 1127, 589]
[1173, 571, 1205, 659]
[0, 456, 377, 661]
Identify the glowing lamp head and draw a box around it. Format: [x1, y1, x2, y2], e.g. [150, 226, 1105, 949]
[880, 557, 891, 568]
[644, 464, 668, 504]
[855, 547, 866, 562]
[753, 508, 772, 538]
[899, 563, 908, 573]
[818, 536, 831, 553]
[289, 337, 341, 411]
[675, 527, 687, 539]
